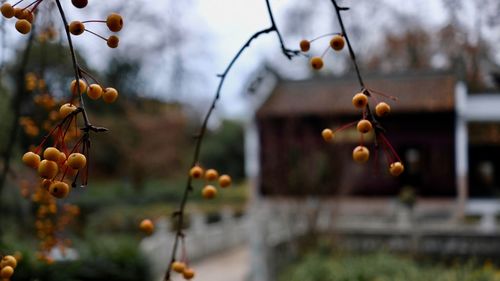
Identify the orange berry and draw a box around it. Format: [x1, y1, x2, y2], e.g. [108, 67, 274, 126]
[41, 179, 52, 191]
[59, 152, 67, 163]
[22, 151, 40, 168]
[38, 160, 58, 179]
[139, 219, 154, 235]
[13, 7, 23, 18]
[352, 93, 368, 109]
[87, 84, 103, 99]
[71, 0, 88, 8]
[43, 147, 61, 162]
[0, 266, 14, 279]
[352, 146, 370, 163]
[1, 255, 17, 269]
[182, 268, 195, 280]
[189, 165, 203, 179]
[70, 79, 87, 95]
[67, 153, 86, 170]
[218, 174, 232, 188]
[23, 11, 34, 23]
[321, 128, 334, 142]
[15, 19, 31, 34]
[106, 13, 123, 32]
[172, 261, 186, 273]
[102, 87, 118, 103]
[356, 120, 372, 134]
[375, 102, 391, 117]
[59, 103, 77, 118]
[299, 40, 310, 52]
[107, 35, 119, 48]
[202, 185, 217, 199]
[329, 35, 345, 51]
[1, 3, 15, 18]
[49, 181, 70, 198]
[205, 169, 219, 181]
[389, 162, 404, 176]
[69, 21, 85, 35]
[310, 56, 323, 70]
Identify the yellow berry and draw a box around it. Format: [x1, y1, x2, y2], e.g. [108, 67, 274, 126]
[356, 120, 372, 134]
[107, 35, 119, 48]
[172, 261, 186, 273]
[106, 13, 123, 32]
[67, 153, 86, 170]
[329, 35, 345, 51]
[102, 87, 118, 103]
[299, 40, 310, 52]
[49, 181, 70, 198]
[375, 102, 391, 117]
[13, 7, 23, 18]
[70, 79, 87, 95]
[59, 103, 77, 119]
[352, 146, 370, 163]
[69, 21, 85, 36]
[202, 185, 217, 199]
[38, 160, 58, 179]
[1, 3, 15, 18]
[218, 174, 231, 188]
[189, 165, 203, 179]
[59, 152, 67, 163]
[352, 93, 368, 109]
[1, 255, 17, 269]
[23, 11, 34, 23]
[43, 147, 61, 162]
[42, 179, 52, 191]
[15, 19, 31, 34]
[22, 151, 40, 168]
[310, 56, 323, 70]
[205, 169, 219, 181]
[139, 219, 154, 235]
[87, 84, 103, 99]
[182, 268, 195, 280]
[389, 162, 404, 176]
[0, 266, 13, 279]
[321, 128, 334, 142]
[71, 0, 88, 9]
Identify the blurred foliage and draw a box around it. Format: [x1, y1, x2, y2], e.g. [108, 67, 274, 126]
[279, 251, 500, 281]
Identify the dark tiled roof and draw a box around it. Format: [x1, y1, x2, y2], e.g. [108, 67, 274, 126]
[257, 72, 456, 117]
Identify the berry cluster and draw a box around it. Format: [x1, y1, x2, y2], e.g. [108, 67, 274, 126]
[189, 165, 232, 199]
[299, 34, 345, 70]
[0, 255, 17, 280]
[171, 260, 195, 280]
[71, 78, 119, 103]
[68, 12, 123, 48]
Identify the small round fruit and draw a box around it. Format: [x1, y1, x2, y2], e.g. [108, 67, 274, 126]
[42, 179, 52, 191]
[0, 266, 14, 279]
[352, 93, 368, 109]
[310, 57, 324, 70]
[38, 160, 58, 179]
[22, 151, 41, 168]
[43, 147, 61, 162]
[59, 103, 77, 118]
[106, 13, 123, 32]
[172, 261, 186, 273]
[69, 21, 85, 35]
[329, 35, 345, 51]
[218, 174, 232, 188]
[59, 152, 67, 163]
[87, 84, 103, 99]
[15, 19, 31, 34]
[139, 219, 154, 235]
[189, 165, 203, 179]
[321, 128, 334, 142]
[24, 11, 34, 23]
[389, 162, 404, 176]
[13, 7, 23, 18]
[299, 40, 310, 52]
[1, 255, 17, 269]
[352, 146, 370, 163]
[357, 120, 372, 134]
[49, 181, 70, 198]
[70, 79, 87, 95]
[71, 0, 88, 8]
[107, 35, 119, 48]
[202, 185, 217, 199]
[205, 169, 219, 181]
[67, 153, 86, 170]
[102, 87, 118, 103]
[1, 3, 15, 18]
[375, 102, 391, 117]
[182, 268, 195, 280]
